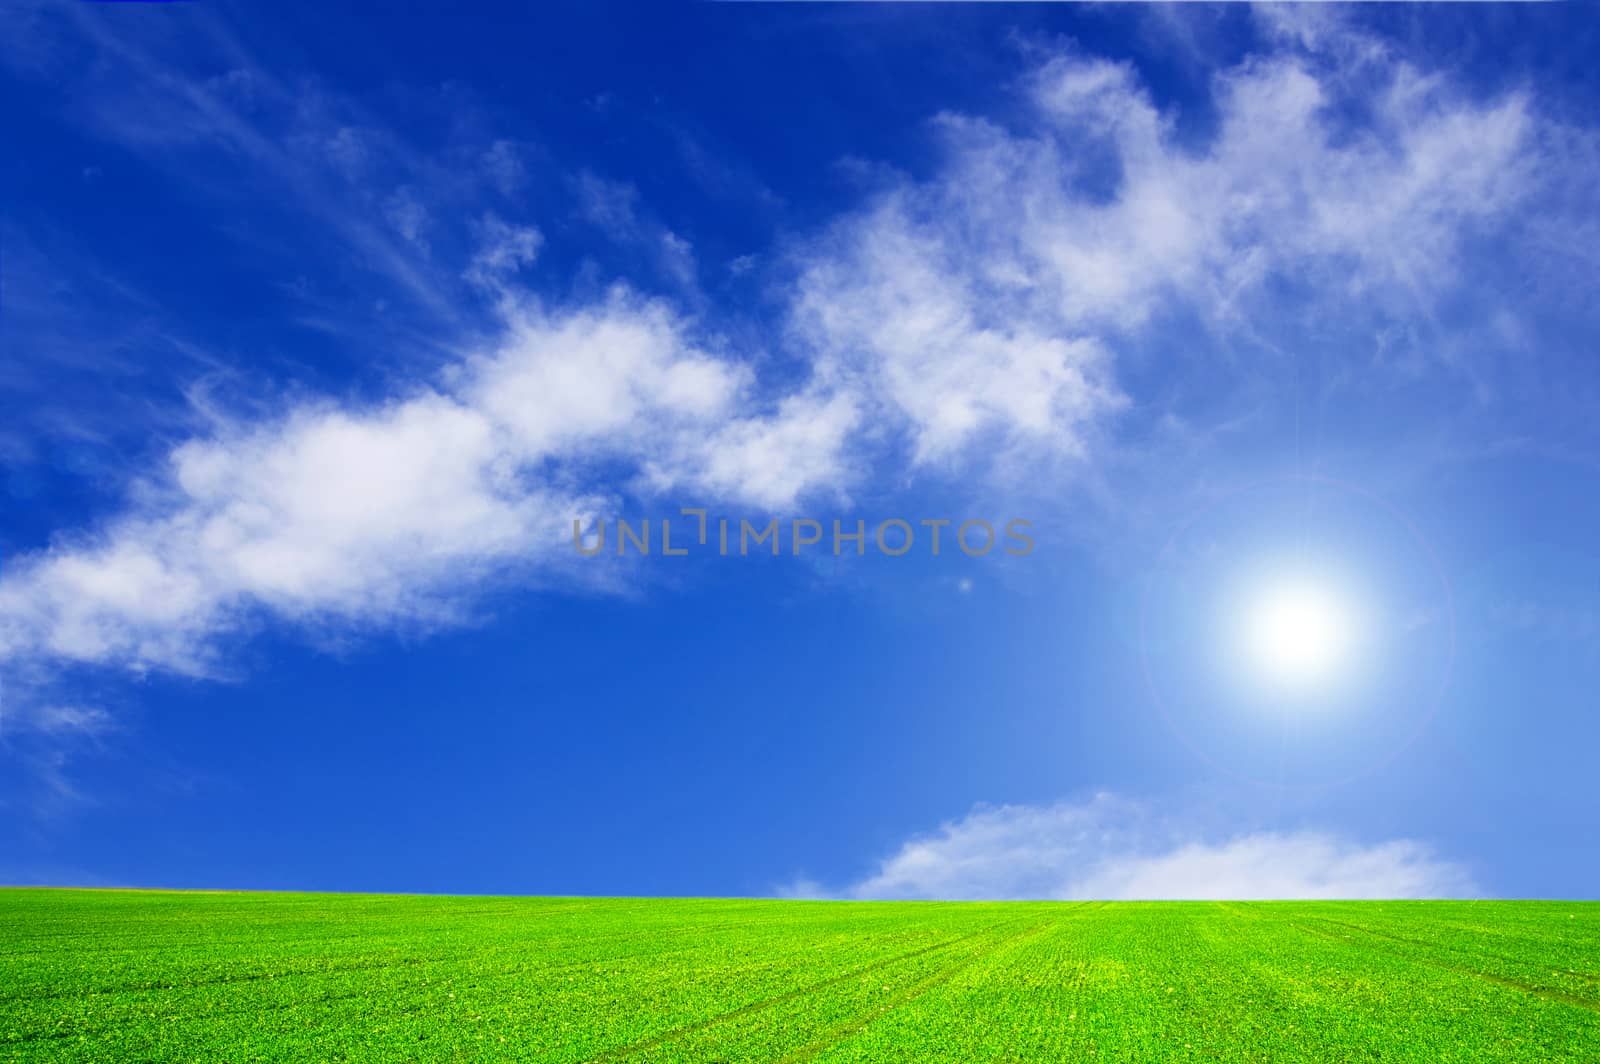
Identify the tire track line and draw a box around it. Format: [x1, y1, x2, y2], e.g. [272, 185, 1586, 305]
[1303, 915, 1600, 989]
[584, 920, 1029, 1062]
[1274, 915, 1600, 1015]
[771, 919, 1059, 1064]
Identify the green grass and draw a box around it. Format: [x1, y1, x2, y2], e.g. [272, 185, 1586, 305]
[2, 890, 1598, 1062]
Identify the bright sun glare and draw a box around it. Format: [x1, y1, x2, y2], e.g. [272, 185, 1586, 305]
[1241, 578, 1358, 692]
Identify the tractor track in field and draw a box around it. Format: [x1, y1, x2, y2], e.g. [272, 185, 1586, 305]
[3, 913, 874, 1006]
[0, 955, 436, 1006]
[1271, 915, 1600, 1015]
[770, 918, 1061, 1064]
[8, 896, 1600, 1062]
[0, 902, 850, 964]
[1304, 916, 1600, 988]
[0, 932, 902, 1048]
[0, 982, 386, 1050]
[1220, 904, 1600, 989]
[0, 935, 793, 1044]
[0, 914, 778, 966]
[581, 913, 1071, 1063]
[4, 916, 1044, 1050]
[0, 976, 404, 1049]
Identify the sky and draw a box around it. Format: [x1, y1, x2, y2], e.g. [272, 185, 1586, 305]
[1, 1, 1598, 901]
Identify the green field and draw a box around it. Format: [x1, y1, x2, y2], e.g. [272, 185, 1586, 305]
[2, 890, 1597, 1062]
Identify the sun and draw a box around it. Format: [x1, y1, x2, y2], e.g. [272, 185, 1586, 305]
[1241, 577, 1358, 692]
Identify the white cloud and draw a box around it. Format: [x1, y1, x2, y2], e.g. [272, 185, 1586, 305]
[573, 170, 641, 237]
[793, 38, 1534, 475]
[795, 204, 1125, 464]
[15, 705, 115, 738]
[465, 214, 543, 288]
[467, 294, 747, 458]
[830, 794, 1477, 901]
[0, 287, 856, 679]
[660, 232, 698, 289]
[1068, 833, 1477, 901]
[660, 389, 862, 512]
[0, 394, 572, 676]
[0, 14, 1579, 715]
[572, 171, 703, 291]
[481, 139, 527, 197]
[384, 186, 431, 251]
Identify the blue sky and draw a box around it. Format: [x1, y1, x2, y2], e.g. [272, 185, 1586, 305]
[1, 1, 1598, 900]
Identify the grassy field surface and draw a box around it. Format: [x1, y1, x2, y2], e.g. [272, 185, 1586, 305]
[2, 890, 1597, 1062]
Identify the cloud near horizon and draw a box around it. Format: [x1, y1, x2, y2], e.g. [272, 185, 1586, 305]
[787, 794, 1477, 901]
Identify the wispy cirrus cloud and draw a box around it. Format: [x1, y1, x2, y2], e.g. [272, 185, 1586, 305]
[792, 32, 1535, 478]
[572, 170, 704, 293]
[0, 5, 1593, 743]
